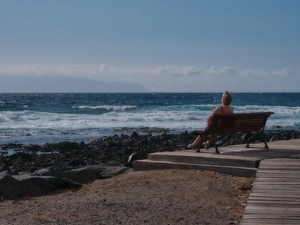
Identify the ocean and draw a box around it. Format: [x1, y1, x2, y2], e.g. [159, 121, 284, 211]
[0, 93, 300, 146]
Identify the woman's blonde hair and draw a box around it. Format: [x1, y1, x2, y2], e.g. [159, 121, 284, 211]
[222, 91, 232, 105]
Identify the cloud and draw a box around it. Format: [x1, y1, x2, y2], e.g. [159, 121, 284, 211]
[242, 68, 294, 77]
[183, 66, 203, 76]
[0, 64, 294, 78]
[0, 64, 296, 92]
[273, 68, 294, 76]
[155, 65, 203, 76]
[98, 64, 110, 74]
[0, 64, 91, 76]
[206, 66, 238, 76]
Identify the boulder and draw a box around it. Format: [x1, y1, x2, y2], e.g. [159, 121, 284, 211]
[0, 164, 12, 174]
[0, 171, 22, 199]
[55, 163, 131, 184]
[62, 178, 82, 189]
[67, 158, 87, 167]
[33, 167, 54, 176]
[0, 171, 63, 199]
[55, 166, 100, 184]
[49, 164, 75, 174]
[13, 174, 64, 197]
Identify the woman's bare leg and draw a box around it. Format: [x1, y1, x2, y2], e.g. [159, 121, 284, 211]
[192, 135, 202, 147]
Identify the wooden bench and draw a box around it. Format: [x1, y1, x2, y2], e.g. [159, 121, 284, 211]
[192, 112, 274, 154]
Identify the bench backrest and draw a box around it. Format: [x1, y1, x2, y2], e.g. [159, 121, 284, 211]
[207, 112, 274, 135]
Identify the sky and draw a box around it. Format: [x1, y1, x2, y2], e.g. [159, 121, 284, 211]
[0, 0, 299, 92]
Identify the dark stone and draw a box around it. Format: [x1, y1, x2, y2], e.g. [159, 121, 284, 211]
[138, 138, 149, 145]
[14, 174, 64, 197]
[25, 144, 41, 152]
[270, 135, 279, 142]
[10, 168, 19, 175]
[0, 171, 21, 198]
[1, 143, 23, 150]
[242, 132, 252, 141]
[55, 163, 131, 184]
[1, 129, 300, 198]
[0, 164, 12, 174]
[0, 171, 63, 198]
[67, 158, 87, 167]
[131, 131, 139, 138]
[62, 178, 82, 189]
[33, 167, 54, 176]
[87, 159, 101, 165]
[49, 164, 75, 174]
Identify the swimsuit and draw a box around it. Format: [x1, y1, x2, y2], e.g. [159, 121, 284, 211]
[206, 106, 223, 128]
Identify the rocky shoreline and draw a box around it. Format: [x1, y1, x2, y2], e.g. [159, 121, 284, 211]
[1, 129, 299, 198]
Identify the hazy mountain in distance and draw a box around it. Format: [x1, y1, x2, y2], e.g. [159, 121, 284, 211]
[0, 75, 150, 93]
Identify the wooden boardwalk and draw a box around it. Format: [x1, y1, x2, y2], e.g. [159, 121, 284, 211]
[134, 139, 300, 224]
[240, 158, 300, 225]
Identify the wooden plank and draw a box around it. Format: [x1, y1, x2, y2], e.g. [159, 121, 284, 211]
[246, 201, 300, 207]
[242, 218, 300, 225]
[256, 169, 300, 173]
[252, 182, 300, 185]
[248, 197, 300, 202]
[251, 187, 300, 191]
[252, 182, 300, 186]
[249, 194, 300, 199]
[251, 188, 300, 192]
[256, 170, 300, 174]
[254, 178, 300, 182]
[259, 162, 300, 169]
[240, 158, 300, 225]
[259, 163, 300, 168]
[255, 174, 300, 178]
[260, 159, 300, 163]
[251, 178, 298, 182]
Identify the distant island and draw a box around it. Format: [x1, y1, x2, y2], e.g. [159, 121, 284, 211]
[0, 75, 150, 93]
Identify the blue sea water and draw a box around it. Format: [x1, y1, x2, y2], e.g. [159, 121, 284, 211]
[0, 93, 300, 145]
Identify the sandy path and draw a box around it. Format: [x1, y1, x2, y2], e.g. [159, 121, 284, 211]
[0, 169, 252, 225]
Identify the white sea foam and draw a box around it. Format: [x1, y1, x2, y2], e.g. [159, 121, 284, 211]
[73, 105, 137, 111]
[2, 105, 299, 130]
[1, 103, 300, 145]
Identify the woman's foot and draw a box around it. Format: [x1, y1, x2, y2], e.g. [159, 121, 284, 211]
[187, 144, 196, 150]
[205, 141, 210, 149]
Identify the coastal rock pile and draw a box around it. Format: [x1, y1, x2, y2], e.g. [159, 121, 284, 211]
[0, 129, 299, 198]
[0, 162, 131, 199]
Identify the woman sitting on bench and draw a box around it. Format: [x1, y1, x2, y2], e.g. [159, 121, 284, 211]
[187, 91, 233, 149]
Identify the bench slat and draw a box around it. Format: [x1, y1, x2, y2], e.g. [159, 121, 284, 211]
[208, 112, 273, 135]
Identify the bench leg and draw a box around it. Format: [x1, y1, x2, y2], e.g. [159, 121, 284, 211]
[211, 140, 220, 154]
[245, 131, 269, 149]
[213, 143, 220, 154]
[264, 141, 269, 149]
[196, 143, 201, 153]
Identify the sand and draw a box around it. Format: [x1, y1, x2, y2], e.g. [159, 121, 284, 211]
[0, 169, 252, 225]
